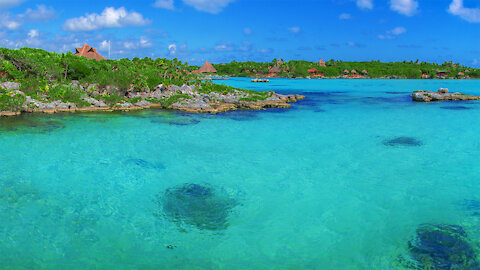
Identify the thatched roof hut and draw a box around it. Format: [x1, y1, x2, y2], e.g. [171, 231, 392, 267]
[351, 69, 357, 74]
[269, 65, 282, 73]
[198, 61, 217, 73]
[343, 69, 350, 74]
[74, 44, 106, 61]
[361, 69, 368, 74]
[318, 59, 326, 67]
[458, 72, 465, 76]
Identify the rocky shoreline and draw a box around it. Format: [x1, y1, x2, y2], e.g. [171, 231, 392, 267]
[0, 81, 305, 117]
[411, 88, 480, 102]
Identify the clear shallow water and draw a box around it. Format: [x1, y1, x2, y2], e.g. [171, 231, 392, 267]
[1, 79, 480, 269]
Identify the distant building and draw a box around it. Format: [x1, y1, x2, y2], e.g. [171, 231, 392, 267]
[343, 69, 350, 75]
[74, 44, 106, 61]
[318, 59, 326, 67]
[307, 68, 318, 77]
[197, 61, 217, 73]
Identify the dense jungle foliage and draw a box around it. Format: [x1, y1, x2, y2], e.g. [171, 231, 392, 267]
[212, 59, 480, 79]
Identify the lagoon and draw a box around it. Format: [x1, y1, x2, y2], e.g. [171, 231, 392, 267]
[1, 78, 480, 269]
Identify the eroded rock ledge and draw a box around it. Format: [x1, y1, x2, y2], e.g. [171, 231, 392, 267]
[1, 82, 305, 117]
[411, 88, 480, 102]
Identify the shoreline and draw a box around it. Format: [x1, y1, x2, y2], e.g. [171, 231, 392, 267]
[0, 95, 305, 118]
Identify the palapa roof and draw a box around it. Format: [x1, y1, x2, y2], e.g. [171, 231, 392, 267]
[198, 61, 217, 73]
[344, 69, 350, 74]
[307, 68, 318, 73]
[351, 69, 357, 74]
[458, 72, 465, 75]
[361, 69, 368, 74]
[318, 59, 326, 66]
[74, 44, 106, 61]
[269, 65, 282, 73]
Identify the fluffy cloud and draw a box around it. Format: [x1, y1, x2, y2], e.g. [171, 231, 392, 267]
[154, 0, 174, 10]
[63, 7, 149, 32]
[448, 0, 480, 23]
[0, 0, 24, 9]
[28, 29, 39, 38]
[339, 13, 352, 20]
[182, 0, 235, 14]
[24, 5, 55, 21]
[377, 26, 407, 39]
[0, 14, 21, 30]
[390, 0, 418, 16]
[357, 0, 373, 10]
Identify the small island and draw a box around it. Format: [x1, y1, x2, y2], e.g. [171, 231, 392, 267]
[411, 88, 480, 102]
[0, 46, 304, 117]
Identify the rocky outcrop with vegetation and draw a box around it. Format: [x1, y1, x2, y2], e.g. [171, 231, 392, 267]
[0, 47, 303, 116]
[411, 88, 480, 102]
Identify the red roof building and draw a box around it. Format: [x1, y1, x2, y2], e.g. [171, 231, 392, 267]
[74, 44, 106, 61]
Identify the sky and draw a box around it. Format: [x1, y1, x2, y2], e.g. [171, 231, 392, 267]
[0, 0, 479, 66]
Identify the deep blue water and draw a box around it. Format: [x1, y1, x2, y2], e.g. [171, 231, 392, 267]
[1, 78, 480, 269]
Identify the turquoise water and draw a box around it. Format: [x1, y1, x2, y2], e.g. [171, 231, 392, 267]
[1, 78, 480, 269]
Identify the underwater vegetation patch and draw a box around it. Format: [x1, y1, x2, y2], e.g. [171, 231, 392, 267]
[158, 183, 238, 231]
[151, 116, 200, 126]
[0, 178, 40, 209]
[124, 158, 165, 170]
[406, 224, 479, 270]
[440, 106, 472, 111]
[219, 110, 260, 121]
[0, 116, 65, 134]
[383, 137, 423, 147]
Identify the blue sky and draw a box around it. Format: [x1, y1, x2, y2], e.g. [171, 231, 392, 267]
[0, 0, 479, 66]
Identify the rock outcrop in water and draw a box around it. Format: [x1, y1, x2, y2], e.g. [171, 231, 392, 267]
[407, 224, 479, 269]
[411, 88, 480, 102]
[1, 81, 304, 116]
[159, 183, 238, 231]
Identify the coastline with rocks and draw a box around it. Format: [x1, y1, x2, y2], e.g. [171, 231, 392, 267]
[411, 88, 480, 102]
[0, 81, 305, 117]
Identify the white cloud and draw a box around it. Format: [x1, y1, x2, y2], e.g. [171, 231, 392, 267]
[168, 43, 177, 55]
[287, 26, 301, 34]
[243, 27, 252, 35]
[182, 0, 235, 14]
[140, 36, 152, 48]
[377, 26, 407, 39]
[357, 0, 373, 10]
[448, 0, 480, 23]
[0, 0, 24, 9]
[28, 29, 38, 38]
[390, 0, 418, 16]
[0, 14, 21, 30]
[154, 0, 174, 10]
[25, 5, 55, 21]
[339, 13, 352, 20]
[63, 7, 150, 32]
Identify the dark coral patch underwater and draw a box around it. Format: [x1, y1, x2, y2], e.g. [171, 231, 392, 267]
[407, 224, 479, 270]
[383, 137, 423, 147]
[158, 183, 238, 231]
[0, 116, 65, 134]
[440, 106, 472, 111]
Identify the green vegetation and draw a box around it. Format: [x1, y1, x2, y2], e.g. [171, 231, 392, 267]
[0, 88, 25, 111]
[212, 59, 480, 79]
[161, 94, 191, 107]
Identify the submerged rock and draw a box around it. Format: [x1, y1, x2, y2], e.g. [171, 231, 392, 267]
[440, 106, 472, 111]
[159, 183, 238, 231]
[383, 137, 422, 147]
[0, 117, 65, 133]
[408, 224, 479, 269]
[124, 158, 165, 170]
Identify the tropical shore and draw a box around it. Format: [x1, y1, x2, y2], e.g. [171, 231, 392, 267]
[0, 81, 304, 117]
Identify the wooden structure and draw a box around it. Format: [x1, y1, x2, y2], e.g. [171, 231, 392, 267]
[197, 61, 217, 73]
[74, 44, 106, 61]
